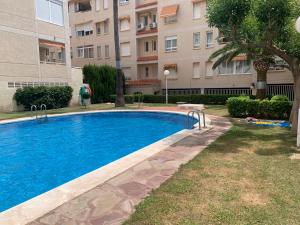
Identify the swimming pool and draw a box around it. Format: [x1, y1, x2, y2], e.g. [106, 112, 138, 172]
[0, 111, 195, 212]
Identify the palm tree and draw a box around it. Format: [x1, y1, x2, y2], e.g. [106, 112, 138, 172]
[113, 0, 125, 107]
[209, 43, 273, 100]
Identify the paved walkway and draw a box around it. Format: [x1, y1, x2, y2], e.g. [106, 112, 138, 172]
[28, 115, 231, 225]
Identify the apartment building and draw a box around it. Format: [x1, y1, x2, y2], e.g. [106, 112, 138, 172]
[68, 0, 294, 99]
[0, 0, 82, 111]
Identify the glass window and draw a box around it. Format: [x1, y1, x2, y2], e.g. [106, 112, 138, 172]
[165, 36, 177, 52]
[145, 42, 149, 52]
[50, 0, 64, 25]
[95, 0, 100, 11]
[36, 0, 64, 26]
[104, 20, 109, 34]
[193, 3, 201, 19]
[218, 60, 251, 75]
[164, 16, 177, 24]
[97, 46, 101, 58]
[103, 0, 108, 9]
[193, 32, 200, 48]
[206, 31, 213, 48]
[105, 45, 109, 58]
[36, 0, 50, 22]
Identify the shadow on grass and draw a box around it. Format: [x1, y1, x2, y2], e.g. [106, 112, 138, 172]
[172, 118, 296, 156]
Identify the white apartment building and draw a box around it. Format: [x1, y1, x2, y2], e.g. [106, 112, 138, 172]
[68, 0, 294, 99]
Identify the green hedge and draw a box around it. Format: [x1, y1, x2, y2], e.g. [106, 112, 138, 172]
[83, 64, 125, 104]
[14, 86, 73, 110]
[109, 94, 241, 105]
[227, 96, 292, 119]
[142, 94, 243, 105]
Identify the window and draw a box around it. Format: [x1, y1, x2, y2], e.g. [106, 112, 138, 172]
[75, 22, 93, 37]
[169, 68, 177, 78]
[193, 62, 201, 78]
[143, 16, 148, 26]
[36, 0, 64, 26]
[205, 61, 214, 77]
[164, 16, 177, 24]
[104, 20, 109, 34]
[77, 46, 94, 58]
[165, 36, 177, 52]
[105, 45, 109, 58]
[193, 32, 200, 48]
[145, 67, 149, 77]
[121, 42, 130, 57]
[74, 1, 91, 12]
[218, 60, 251, 75]
[120, 19, 130, 31]
[152, 40, 157, 51]
[97, 46, 101, 58]
[145, 42, 149, 52]
[95, 0, 100, 11]
[96, 22, 101, 34]
[206, 31, 214, 48]
[269, 57, 287, 71]
[120, 0, 129, 6]
[39, 40, 65, 63]
[103, 0, 108, 9]
[193, 3, 201, 19]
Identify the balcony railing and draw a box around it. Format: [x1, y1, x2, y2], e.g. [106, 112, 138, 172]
[137, 55, 158, 62]
[136, 22, 158, 35]
[136, 0, 157, 9]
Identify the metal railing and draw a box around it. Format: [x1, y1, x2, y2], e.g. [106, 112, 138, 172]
[187, 110, 206, 130]
[31, 104, 48, 121]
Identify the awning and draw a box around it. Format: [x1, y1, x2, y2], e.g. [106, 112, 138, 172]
[164, 64, 177, 71]
[119, 15, 130, 21]
[233, 55, 247, 61]
[160, 4, 179, 18]
[39, 40, 65, 48]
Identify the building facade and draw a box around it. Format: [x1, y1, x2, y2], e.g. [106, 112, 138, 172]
[0, 0, 82, 111]
[68, 0, 294, 99]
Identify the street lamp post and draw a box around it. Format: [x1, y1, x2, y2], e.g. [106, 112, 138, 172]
[295, 17, 300, 147]
[164, 70, 170, 104]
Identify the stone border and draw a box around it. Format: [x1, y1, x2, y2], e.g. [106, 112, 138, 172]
[0, 110, 210, 225]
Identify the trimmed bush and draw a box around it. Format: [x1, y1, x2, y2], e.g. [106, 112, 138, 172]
[83, 64, 125, 104]
[14, 86, 73, 110]
[110, 95, 135, 104]
[227, 96, 292, 119]
[271, 95, 289, 102]
[142, 94, 242, 105]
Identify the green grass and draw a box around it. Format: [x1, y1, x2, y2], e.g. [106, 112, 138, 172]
[124, 119, 300, 225]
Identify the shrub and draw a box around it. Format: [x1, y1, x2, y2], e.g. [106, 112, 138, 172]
[14, 86, 73, 110]
[83, 64, 126, 104]
[227, 96, 292, 119]
[142, 94, 241, 105]
[109, 95, 135, 104]
[271, 95, 289, 102]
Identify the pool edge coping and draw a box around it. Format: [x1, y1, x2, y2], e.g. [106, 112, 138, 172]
[0, 110, 211, 225]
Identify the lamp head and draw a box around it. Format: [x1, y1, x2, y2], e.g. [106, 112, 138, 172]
[164, 70, 170, 76]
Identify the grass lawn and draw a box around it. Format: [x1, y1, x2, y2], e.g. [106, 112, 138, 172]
[124, 112, 300, 224]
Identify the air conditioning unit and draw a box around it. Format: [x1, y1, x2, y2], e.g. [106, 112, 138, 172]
[150, 22, 157, 29]
[137, 23, 145, 31]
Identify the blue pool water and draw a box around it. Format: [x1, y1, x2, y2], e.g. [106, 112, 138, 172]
[0, 111, 194, 212]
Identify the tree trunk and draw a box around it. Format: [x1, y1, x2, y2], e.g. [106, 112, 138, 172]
[113, 0, 125, 107]
[290, 65, 300, 135]
[253, 59, 269, 100]
[256, 70, 267, 100]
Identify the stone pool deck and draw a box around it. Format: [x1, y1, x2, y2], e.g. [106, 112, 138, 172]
[28, 115, 231, 225]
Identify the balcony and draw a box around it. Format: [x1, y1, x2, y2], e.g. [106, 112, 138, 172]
[74, 0, 91, 13]
[136, 0, 157, 9]
[126, 79, 160, 86]
[39, 40, 66, 64]
[136, 10, 158, 35]
[137, 55, 158, 62]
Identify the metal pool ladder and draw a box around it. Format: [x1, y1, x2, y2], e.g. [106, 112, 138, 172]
[31, 104, 48, 121]
[187, 110, 206, 130]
